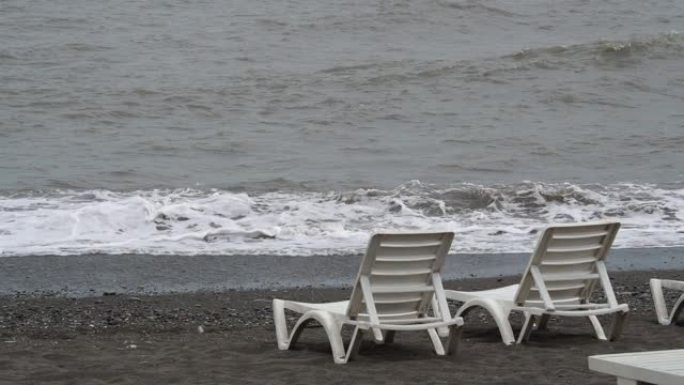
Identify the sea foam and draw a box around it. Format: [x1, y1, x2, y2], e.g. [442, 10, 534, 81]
[0, 181, 682, 257]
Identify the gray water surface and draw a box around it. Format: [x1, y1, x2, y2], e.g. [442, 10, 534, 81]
[2, 0, 684, 191]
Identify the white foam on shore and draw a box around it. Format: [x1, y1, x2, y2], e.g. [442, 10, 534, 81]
[0, 181, 682, 257]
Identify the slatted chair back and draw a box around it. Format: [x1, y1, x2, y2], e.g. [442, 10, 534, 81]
[514, 222, 621, 310]
[346, 232, 454, 328]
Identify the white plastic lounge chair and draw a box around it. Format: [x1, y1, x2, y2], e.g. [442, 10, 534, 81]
[650, 278, 684, 326]
[445, 222, 629, 345]
[273, 232, 464, 364]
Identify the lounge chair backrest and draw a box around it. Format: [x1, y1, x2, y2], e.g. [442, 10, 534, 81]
[514, 222, 621, 309]
[346, 232, 454, 325]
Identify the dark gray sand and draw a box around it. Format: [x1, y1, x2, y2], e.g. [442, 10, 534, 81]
[0, 269, 682, 385]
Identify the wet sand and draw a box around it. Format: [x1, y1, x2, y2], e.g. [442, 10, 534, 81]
[0, 247, 682, 296]
[0, 269, 682, 385]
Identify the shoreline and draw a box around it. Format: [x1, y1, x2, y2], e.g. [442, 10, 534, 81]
[0, 247, 682, 297]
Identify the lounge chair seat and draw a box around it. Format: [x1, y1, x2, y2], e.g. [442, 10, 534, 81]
[273, 232, 464, 364]
[445, 222, 629, 345]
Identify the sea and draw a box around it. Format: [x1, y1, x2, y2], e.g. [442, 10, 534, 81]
[1, 0, 683, 258]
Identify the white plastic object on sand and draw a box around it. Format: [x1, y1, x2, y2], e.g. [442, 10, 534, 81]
[588, 349, 684, 385]
[445, 222, 628, 344]
[650, 278, 684, 326]
[272, 232, 463, 364]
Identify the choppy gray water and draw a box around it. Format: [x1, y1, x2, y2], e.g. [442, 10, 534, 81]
[1, 0, 683, 256]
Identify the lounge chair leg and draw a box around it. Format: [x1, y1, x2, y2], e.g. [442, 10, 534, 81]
[428, 328, 446, 355]
[344, 327, 364, 363]
[446, 324, 462, 357]
[537, 314, 550, 331]
[325, 321, 347, 364]
[281, 309, 348, 364]
[650, 278, 684, 326]
[517, 313, 536, 344]
[588, 315, 607, 341]
[289, 318, 313, 348]
[650, 279, 670, 325]
[609, 311, 628, 341]
[431, 296, 450, 337]
[272, 299, 291, 350]
[383, 330, 396, 344]
[456, 299, 515, 345]
[371, 328, 384, 343]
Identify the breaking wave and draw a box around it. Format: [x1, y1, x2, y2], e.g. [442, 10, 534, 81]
[1, 181, 682, 256]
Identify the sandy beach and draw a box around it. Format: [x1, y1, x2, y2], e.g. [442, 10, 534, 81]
[0, 269, 681, 385]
